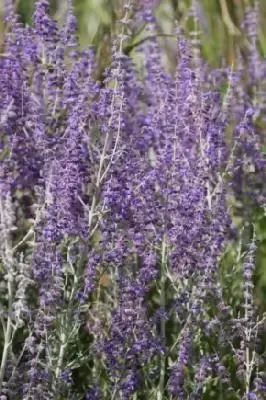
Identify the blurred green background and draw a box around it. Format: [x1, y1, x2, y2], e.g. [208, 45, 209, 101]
[1, 0, 266, 98]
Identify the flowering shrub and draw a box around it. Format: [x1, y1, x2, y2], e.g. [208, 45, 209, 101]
[0, 1, 265, 399]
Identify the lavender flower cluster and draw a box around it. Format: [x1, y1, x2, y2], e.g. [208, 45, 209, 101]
[0, 1, 265, 399]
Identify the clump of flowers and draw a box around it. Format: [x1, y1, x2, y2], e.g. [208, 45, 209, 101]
[0, 1, 265, 399]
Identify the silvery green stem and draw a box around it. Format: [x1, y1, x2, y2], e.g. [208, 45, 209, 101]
[0, 275, 13, 390]
[0, 195, 14, 391]
[55, 334, 67, 380]
[158, 235, 167, 400]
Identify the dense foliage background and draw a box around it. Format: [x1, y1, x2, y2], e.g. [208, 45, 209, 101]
[0, 0, 266, 399]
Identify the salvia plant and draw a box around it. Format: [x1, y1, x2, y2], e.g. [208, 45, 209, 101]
[0, 0, 266, 399]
